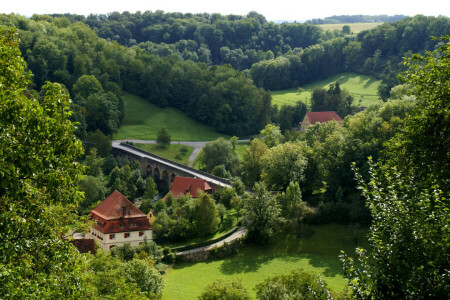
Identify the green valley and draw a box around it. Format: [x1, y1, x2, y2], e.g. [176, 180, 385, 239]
[271, 73, 382, 108]
[114, 93, 229, 141]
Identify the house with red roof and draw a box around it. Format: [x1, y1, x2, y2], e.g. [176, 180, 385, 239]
[87, 191, 153, 251]
[167, 176, 212, 199]
[299, 111, 343, 132]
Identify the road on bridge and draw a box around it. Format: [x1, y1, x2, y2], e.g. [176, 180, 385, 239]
[113, 139, 249, 166]
[112, 141, 231, 188]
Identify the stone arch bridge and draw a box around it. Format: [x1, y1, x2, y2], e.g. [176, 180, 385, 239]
[112, 142, 231, 191]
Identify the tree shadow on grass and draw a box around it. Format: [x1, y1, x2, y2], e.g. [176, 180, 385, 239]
[219, 253, 273, 275]
[364, 76, 379, 89]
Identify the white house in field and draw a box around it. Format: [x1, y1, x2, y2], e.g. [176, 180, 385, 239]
[86, 191, 153, 251]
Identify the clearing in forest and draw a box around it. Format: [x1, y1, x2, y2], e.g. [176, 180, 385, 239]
[271, 72, 381, 108]
[319, 22, 383, 33]
[114, 93, 229, 141]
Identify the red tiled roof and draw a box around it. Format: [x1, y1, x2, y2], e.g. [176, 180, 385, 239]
[306, 111, 342, 125]
[91, 190, 147, 220]
[90, 191, 152, 234]
[169, 176, 212, 198]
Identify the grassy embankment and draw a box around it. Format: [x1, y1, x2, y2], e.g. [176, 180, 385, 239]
[133, 143, 194, 165]
[163, 223, 368, 299]
[271, 72, 382, 108]
[114, 93, 229, 141]
[319, 22, 383, 33]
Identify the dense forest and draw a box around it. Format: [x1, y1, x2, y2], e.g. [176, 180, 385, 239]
[0, 13, 449, 138]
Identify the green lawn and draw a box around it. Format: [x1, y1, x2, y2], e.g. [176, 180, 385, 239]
[235, 141, 250, 161]
[271, 73, 382, 108]
[162, 224, 368, 299]
[319, 23, 383, 33]
[114, 93, 229, 141]
[133, 143, 194, 165]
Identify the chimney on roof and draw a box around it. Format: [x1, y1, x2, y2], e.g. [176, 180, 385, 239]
[122, 205, 126, 217]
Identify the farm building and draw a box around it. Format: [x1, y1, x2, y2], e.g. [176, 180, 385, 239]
[166, 176, 213, 199]
[299, 111, 343, 132]
[86, 190, 153, 251]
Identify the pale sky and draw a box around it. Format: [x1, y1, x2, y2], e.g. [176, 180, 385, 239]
[2, 0, 449, 21]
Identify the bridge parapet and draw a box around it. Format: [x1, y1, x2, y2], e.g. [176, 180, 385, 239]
[112, 143, 231, 190]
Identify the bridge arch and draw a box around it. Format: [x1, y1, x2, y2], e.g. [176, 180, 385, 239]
[146, 165, 153, 177]
[154, 168, 160, 181]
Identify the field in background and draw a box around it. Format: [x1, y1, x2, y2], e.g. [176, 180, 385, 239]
[163, 224, 368, 299]
[271, 73, 382, 108]
[114, 93, 229, 141]
[319, 22, 383, 33]
[133, 143, 194, 165]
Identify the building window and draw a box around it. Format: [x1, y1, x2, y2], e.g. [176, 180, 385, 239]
[109, 245, 115, 249]
[124, 232, 130, 238]
[139, 232, 143, 237]
[130, 222, 137, 227]
[110, 234, 115, 239]
[120, 223, 124, 228]
[139, 242, 143, 245]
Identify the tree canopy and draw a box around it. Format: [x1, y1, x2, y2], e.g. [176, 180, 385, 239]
[0, 25, 85, 298]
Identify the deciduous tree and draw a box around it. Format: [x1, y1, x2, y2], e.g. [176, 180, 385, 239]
[243, 182, 281, 244]
[0, 26, 85, 298]
[195, 193, 219, 238]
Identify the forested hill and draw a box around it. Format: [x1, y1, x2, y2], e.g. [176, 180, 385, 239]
[1, 13, 449, 139]
[306, 14, 406, 24]
[0, 14, 271, 138]
[50, 12, 450, 92]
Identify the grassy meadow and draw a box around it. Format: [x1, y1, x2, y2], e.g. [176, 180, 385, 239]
[133, 144, 194, 165]
[319, 23, 383, 33]
[271, 73, 382, 108]
[163, 224, 368, 299]
[114, 93, 229, 141]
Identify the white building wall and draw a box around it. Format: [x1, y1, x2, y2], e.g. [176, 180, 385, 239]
[87, 229, 153, 252]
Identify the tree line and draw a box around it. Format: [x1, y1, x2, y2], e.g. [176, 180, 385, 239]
[46, 12, 450, 98]
[0, 14, 271, 137]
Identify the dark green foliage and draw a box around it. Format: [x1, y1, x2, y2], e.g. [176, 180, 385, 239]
[243, 182, 282, 244]
[199, 279, 251, 300]
[78, 175, 107, 214]
[195, 193, 219, 238]
[311, 83, 355, 117]
[83, 129, 112, 157]
[197, 138, 240, 176]
[255, 269, 335, 300]
[156, 127, 171, 147]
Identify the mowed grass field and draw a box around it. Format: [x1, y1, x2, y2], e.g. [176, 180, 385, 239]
[271, 73, 382, 108]
[133, 144, 194, 165]
[319, 23, 383, 33]
[114, 93, 229, 141]
[163, 224, 368, 299]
